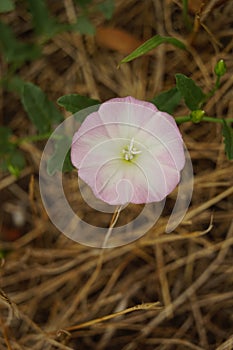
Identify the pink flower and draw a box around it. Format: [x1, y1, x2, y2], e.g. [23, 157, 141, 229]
[71, 96, 185, 205]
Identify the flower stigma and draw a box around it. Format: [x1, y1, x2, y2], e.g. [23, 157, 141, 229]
[122, 137, 142, 161]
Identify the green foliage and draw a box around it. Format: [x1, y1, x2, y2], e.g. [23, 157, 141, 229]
[0, 0, 15, 13]
[175, 74, 205, 110]
[22, 83, 63, 134]
[97, 0, 115, 19]
[0, 21, 41, 66]
[2, 76, 26, 96]
[73, 0, 93, 7]
[151, 87, 182, 114]
[6, 151, 26, 177]
[222, 120, 233, 160]
[47, 136, 74, 175]
[73, 15, 96, 35]
[0, 127, 25, 177]
[0, 250, 7, 259]
[0, 0, 115, 71]
[120, 35, 186, 64]
[26, 0, 63, 37]
[57, 94, 100, 114]
[190, 110, 205, 123]
[0, 127, 14, 154]
[72, 0, 115, 34]
[182, 0, 192, 31]
[214, 59, 227, 77]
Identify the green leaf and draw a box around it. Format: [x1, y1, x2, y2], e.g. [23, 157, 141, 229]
[57, 94, 100, 113]
[0, 126, 12, 144]
[120, 35, 186, 64]
[0, 21, 41, 65]
[182, 0, 192, 31]
[47, 136, 74, 175]
[151, 87, 182, 114]
[98, 0, 115, 19]
[0, 0, 15, 13]
[0, 251, 7, 259]
[7, 150, 25, 177]
[0, 127, 25, 176]
[73, 16, 95, 35]
[175, 74, 205, 111]
[26, 0, 61, 37]
[222, 120, 233, 160]
[73, 0, 93, 7]
[22, 83, 63, 134]
[2, 76, 26, 96]
[0, 127, 14, 154]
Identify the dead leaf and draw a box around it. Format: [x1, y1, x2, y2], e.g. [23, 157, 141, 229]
[95, 26, 144, 54]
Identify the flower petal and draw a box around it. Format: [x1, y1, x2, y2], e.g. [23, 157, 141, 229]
[71, 96, 185, 205]
[98, 97, 158, 139]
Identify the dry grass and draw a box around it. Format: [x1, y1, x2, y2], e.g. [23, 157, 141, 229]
[0, 0, 233, 349]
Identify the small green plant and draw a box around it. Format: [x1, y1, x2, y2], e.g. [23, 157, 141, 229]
[0, 0, 115, 176]
[58, 59, 233, 161]
[0, 1, 232, 179]
[0, 57, 232, 178]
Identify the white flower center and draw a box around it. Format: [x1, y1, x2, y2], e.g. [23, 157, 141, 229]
[122, 138, 141, 161]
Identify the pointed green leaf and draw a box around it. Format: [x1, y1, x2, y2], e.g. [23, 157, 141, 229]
[222, 120, 233, 160]
[120, 35, 186, 64]
[57, 94, 100, 113]
[0, 21, 41, 65]
[47, 136, 74, 175]
[98, 0, 115, 19]
[175, 74, 205, 111]
[151, 87, 182, 114]
[22, 83, 63, 134]
[0, 0, 15, 13]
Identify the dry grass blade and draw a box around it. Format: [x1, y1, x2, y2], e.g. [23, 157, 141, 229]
[56, 302, 162, 333]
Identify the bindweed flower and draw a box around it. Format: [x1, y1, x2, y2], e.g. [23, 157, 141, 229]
[71, 96, 185, 205]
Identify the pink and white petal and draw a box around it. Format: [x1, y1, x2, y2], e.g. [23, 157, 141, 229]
[134, 113, 185, 171]
[71, 96, 185, 205]
[94, 161, 135, 205]
[155, 138, 185, 171]
[133, 140, 183, 202]
[77, 137, 126, 179]
[72, 111, 104, 141]
[98, 98, 158, 139]
[107, 96, 158, 112]
[95, 156, 165, 205]
[135, 111, 182, 149]
[133, 155, 168, 202]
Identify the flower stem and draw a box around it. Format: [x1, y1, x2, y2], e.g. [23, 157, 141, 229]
[202, 116, 233, 124]
[175, 116, 233, 125]
[14, 133, 51, 144]
[202, 76, 221, 104]
[14, 132, 62, 145]
[175, 116, 191, 124]
[101, 206, 122, 248]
